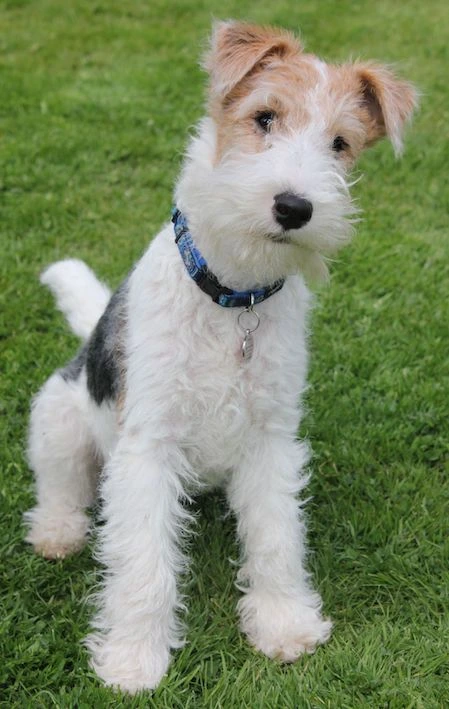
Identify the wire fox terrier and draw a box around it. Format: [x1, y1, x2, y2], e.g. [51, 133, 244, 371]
[25, 21, 416, 693]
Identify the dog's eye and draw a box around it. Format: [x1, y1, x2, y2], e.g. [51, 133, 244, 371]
[255, 111, 275, 132]
[332, 136, 349, 153]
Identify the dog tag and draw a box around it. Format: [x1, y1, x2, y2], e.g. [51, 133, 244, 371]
[238, 296, 260, 363]
[241, 329, 254, 361]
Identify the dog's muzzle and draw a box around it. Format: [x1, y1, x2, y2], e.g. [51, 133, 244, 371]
[273, 192, 313, 231]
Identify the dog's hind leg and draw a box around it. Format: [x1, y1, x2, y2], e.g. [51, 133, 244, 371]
[25, 370, 98, 559]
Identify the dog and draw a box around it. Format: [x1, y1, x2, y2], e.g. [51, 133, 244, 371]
[25, 21, 416, 693]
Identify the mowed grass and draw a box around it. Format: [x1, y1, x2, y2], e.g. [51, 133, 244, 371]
[1, 0, 448, 706]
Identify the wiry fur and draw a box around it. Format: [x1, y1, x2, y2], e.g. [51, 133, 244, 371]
[41, 259, 111, 340]
[25, 21, 416, 693]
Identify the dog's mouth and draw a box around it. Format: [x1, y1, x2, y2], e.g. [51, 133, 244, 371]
[267, 233, 293, 245]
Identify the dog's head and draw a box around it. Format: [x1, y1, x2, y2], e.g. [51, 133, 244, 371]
[176, 21, 417, 285]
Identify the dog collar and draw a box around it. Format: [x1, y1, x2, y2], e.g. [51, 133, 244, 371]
[172, 208, 284, 308]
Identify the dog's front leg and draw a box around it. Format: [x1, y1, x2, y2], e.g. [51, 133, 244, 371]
[228, 434, 332, 662]
[85, 437, 190, 694]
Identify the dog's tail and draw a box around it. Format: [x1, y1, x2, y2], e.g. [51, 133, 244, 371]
[41, 259, 111, 340]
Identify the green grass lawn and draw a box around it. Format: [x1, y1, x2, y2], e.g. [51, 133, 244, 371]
[1, 0, 448, 706]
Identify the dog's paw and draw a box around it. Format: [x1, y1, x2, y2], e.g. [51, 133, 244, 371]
[85, 633, 170, 694]
[24, 506, 89, 559]
[239, 591, 332, 662]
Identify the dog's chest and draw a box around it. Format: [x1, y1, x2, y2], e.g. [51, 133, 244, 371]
[170, 293, 308, 476]
[128, 236, 311, 476]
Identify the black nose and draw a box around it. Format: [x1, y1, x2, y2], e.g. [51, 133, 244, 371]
[273, 192, 313, 231]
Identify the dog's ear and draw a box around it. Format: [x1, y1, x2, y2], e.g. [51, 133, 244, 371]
[354, 63, 418, 155]
[203, 21, 302, 100]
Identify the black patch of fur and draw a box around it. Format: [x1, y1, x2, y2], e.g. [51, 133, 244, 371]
[85, 279, 128, 406]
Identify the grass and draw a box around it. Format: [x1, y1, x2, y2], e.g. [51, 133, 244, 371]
[1, 0, 448, 706]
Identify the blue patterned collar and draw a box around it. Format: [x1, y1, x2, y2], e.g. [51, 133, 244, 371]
[172, 209, 284, 308]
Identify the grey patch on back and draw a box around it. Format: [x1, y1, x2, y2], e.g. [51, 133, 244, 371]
[60, 346, 88, 383]
[85, 278, 129, 406]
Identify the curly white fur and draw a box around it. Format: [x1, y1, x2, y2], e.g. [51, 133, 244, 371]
[25, 21, 416, 694]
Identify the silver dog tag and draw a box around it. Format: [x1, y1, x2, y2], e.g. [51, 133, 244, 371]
[241, 329, 254, 361]
[238, 295, 260, 363]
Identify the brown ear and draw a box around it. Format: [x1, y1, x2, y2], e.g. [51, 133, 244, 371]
[203, 21, 302, 99]
[355, 63, 418, 155]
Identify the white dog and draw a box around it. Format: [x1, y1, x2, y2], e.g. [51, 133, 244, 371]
[25, 21, 416, 693]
